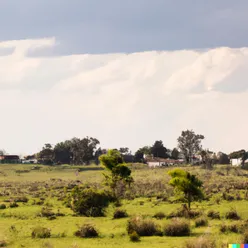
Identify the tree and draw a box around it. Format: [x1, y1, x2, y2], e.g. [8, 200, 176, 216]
[54, 141, 72, 164]
[119, 147, 130, 155]
[168, 169, 204, 209]
[229, 149, 248, 167]
[177, 130, 204, 164]
[134, 146, 151, 162]
[0, 150, 6, 156]
[151, 140, 168, 158]
[99, 149, 133, 198]
[37, 143, 54, 165]
[216, 152, 230, 165]
[200, 150, 215, 170]
[171, 148, 179, 160]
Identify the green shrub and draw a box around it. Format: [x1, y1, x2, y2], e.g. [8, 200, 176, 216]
[243, 231, 248, 243]
[68, 187, 113, 217]
[40, 207, 56, 218]
[0, 204, 6, 210]
[220, 223, 241, 233]
[164, 219, 190, 236]
[127, 216, 160, 236]
[113, 209, 128, 219]
[153, 212, 166, 220]
[74, 224, 98, 238]
[0, 240, 7, 247]
[14, 196, 28, 203]
[31, 227, 51, 239]
[225, 208, 240, 220]
[185, 236, 215, 248]
[195, 217, 208, 227]
[129, 231, 140, 242]
[207, 210, 220, 219]
[167, 205, 201, 219]
[9, 202, 18, 208]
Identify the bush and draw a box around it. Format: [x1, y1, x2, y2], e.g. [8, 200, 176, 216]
[153, 212, 166, 220]
[127, 216, 160, 236]
[129, 231, 140, 242]
[164, 219, 190, 236]
[9, 202, 18, 208]
[185, 236, 215, 248]
[14, 196, 28, 203]
[31, 227, 51, 239]
[225, 208, 240, 220]
[167, 205, 201, 219]
[0, 204, 6, 210]
[0, 240, 7, 247]
[220, 223, 241, 233]
[195, 217, 208, 227]
[113, 209, 128, 219]
[207, 210, 220, 219]
[40, 207, 55, 218]
[68, 187, 114, 217]
[243, 231, 248, 243]
[74, 224, 98, 238]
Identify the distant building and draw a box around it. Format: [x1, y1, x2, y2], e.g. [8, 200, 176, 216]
[0, 155, 20, 164]
[145, 157, 183, 168]
[230, 158, 248, 166]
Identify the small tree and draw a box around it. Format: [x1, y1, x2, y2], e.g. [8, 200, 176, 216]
[168, 169, 204, 209]
[99, 149, 133, 198]
[177, 130, 204, 164]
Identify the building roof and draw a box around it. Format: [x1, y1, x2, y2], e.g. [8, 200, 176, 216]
[0, 155, 20, 160]
[146, 158, 182, 163]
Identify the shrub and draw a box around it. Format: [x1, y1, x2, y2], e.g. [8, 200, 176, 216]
[113, 209, 128, 219]
[129, 231, 140, 242]
[195, 217, 208, 227]
[167, 205, 201, 219]
[207, 210, 220, 219]
[9, 202, 18, 208]
[153, 212, 166, 220]
[0, 240, 7, 247]
[74, 224, 98, 238]
[220, 223, 241, 233]
[0, 204, 6, 210]
[225, 208, 240, 220]
[185, 236, 215, 248]
[14, 196, 28, 203]
[164, 219, 190, 236]
[31, 227, 51, 239]
[68, 187, 113, 217]
[40, 207, 55, 218]
[243, 231, 248, 243]
[127, 216, 160, 236]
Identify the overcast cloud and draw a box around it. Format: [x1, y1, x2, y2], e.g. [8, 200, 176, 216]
[0, 1, 247, 155]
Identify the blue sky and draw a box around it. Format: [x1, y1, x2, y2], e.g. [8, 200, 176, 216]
[1, 0, 248, 54]
[0, 1, 247, 155]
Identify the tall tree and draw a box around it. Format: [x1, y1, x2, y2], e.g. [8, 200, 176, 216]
[151, 140, 168, 158]
[216, 152, 230, 165]
[134, 146, 151, 162]
[119, 147, 130, 155]
[171, 148, 179, 160]
[168, 169, 204, 209]
[54, 140, 72, 164]
[37, 143, 54, 165]
[177, 130, 204, 163]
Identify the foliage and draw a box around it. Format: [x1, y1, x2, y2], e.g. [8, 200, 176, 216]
[0, 240, 7, 247]
[0, 204, 6, 209]
[153, 212, 166, 220]
[127, 217, 160, 236]
[177, 130, 204, 163]
[225, 208, 241, 220]
[31, 227, 51, 239]
[243, 231, 248, 243]
[67, 187, 113, 217]
[37, 144, 54, 165]
[207, 210, 220, 219]
[171, 148, 179, 159]
[74, 224, 98, 238]
[113, 209, 128, 219]
[195, 217, 208, 227]
[129, 231, 140, 242]
[220, 223, 241, 233]
[151, 140, 168, 158]
[168, 169, 204, 208]
[163, 218, 190, 236]
[134, 146, 151, 162]
[185, 237, 215, 248]
[99, 149, 133, 197]
[54, 141, 72, 164]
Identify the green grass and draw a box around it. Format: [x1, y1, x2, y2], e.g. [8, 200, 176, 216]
[0, 163, 248, 247]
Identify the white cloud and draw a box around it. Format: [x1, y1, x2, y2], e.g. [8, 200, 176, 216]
[0, 38, 247, 154]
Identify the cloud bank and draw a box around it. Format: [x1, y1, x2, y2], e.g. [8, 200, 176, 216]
[0, 38, 247, 154]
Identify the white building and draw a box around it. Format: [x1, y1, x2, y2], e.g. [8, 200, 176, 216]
[230, 158, 248, 166]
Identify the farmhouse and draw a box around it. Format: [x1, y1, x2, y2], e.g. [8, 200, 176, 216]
[0, 155, 20, 164]
[145, 157, 183, 168]
[230, 158, 248, 166]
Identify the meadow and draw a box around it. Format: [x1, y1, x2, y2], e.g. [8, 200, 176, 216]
[0, 163, 248, 248]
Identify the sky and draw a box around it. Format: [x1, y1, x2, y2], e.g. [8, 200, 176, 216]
[0, 0, 247, 155]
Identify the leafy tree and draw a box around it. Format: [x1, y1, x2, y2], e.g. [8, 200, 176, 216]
[151, 140, 168, 158]
[54, 141, 72, 164]
[229, 149, 248, 167]
[119, 147, 130, 155]
[216, 152, 230, 165]
[37, 143, 54, 165]
[168, 169, 204, 209]
[0, 150, 6, 156]
[177, 130, 204, 163]
[134, 146, 151, 162]
[99, 149, 133, 198]
[171, 148, 179, 160]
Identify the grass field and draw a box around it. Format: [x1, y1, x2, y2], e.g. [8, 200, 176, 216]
[0, 163, 248, 248]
